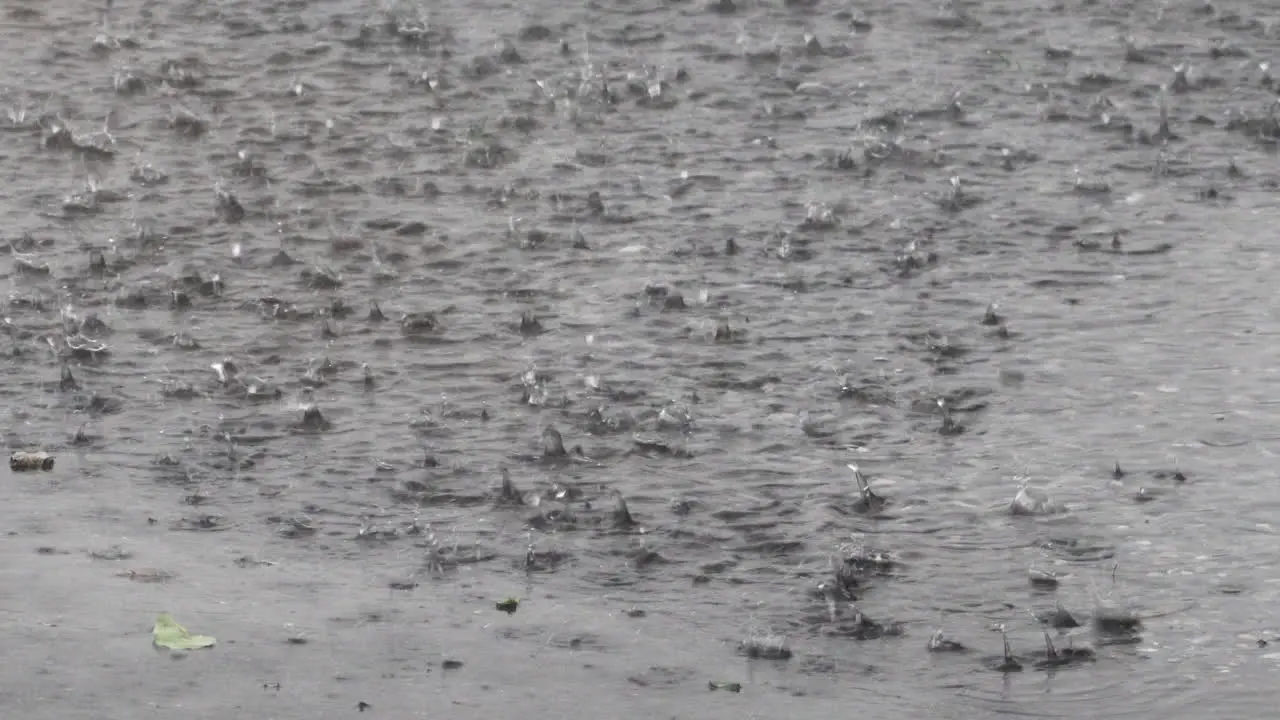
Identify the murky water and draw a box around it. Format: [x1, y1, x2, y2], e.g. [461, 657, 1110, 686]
[4, 0, 1280, 717]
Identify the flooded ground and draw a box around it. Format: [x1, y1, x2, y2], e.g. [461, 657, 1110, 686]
[3, 0, 1280, 717]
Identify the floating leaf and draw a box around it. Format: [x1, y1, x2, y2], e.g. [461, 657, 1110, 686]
[153, 613, 216, 650]
[10, 451, 55, 471]
[708, 681, 743, 692]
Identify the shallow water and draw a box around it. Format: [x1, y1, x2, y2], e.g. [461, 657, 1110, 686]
[4, 0, 1280, 717]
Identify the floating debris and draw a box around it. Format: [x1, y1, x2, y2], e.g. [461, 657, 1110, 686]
[496, 597, 519, 614]
[153, 613, 216, 650]
[708, 681, 742, 692]
[10, 451, 55, 471]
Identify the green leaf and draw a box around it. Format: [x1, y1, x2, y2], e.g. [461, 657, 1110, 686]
[153, 613, 216, 650]
[708, 681, 742, 693]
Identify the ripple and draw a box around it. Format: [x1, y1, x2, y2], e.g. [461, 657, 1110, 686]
[2, 0, 1279, 716]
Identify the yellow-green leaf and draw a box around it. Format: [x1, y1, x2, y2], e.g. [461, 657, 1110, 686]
[153, 613, 216, 650]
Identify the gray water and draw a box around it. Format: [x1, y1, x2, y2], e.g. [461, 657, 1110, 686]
[3, 0, 1280, 717]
